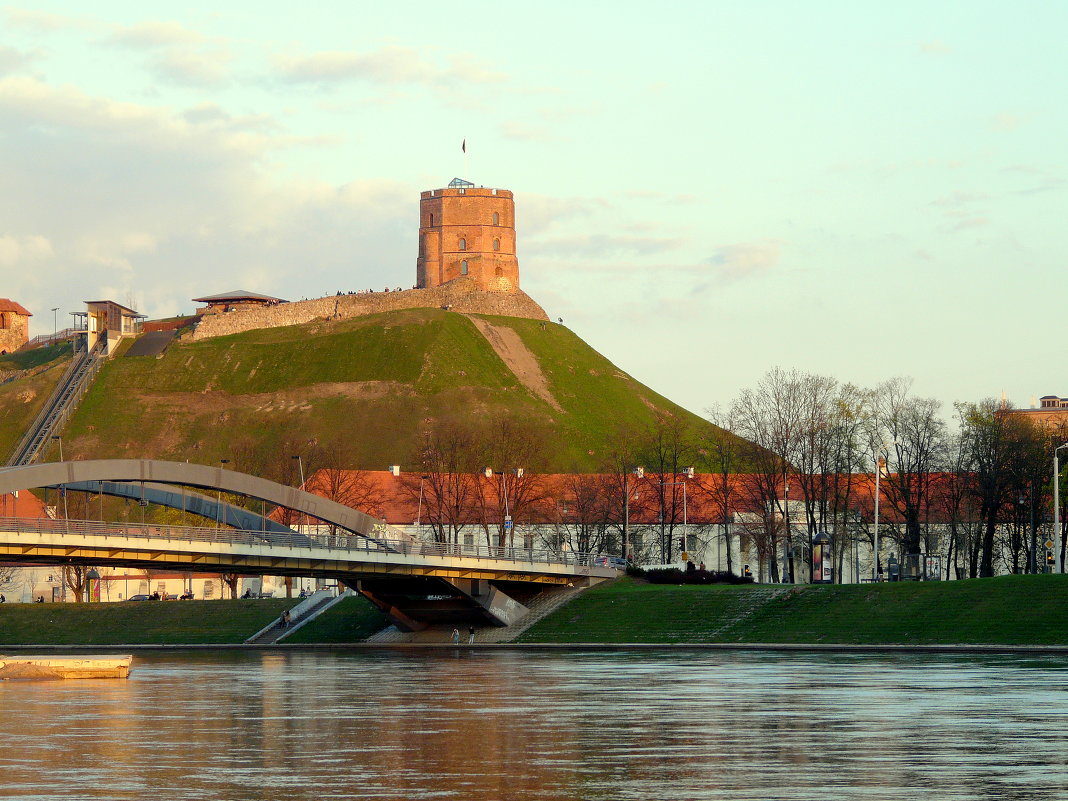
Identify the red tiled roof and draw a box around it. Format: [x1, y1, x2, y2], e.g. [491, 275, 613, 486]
[0, 298, 31, 316]
[274, 469, 968, 527]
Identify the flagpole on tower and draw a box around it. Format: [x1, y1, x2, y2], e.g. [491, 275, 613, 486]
[462, 138, 468, 180]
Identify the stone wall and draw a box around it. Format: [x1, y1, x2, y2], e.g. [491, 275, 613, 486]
[188, 278, 549, 341]
[0, 312, 29, 355]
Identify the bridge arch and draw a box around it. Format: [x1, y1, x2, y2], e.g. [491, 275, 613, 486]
[0, 459, 408, 545]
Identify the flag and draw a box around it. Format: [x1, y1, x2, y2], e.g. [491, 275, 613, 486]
[462, 139, 466, 153]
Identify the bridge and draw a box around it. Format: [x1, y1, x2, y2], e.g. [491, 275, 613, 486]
[0, 460, 620, 629]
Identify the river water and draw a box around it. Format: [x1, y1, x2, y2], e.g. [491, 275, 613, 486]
[1, 649, 1066, 800]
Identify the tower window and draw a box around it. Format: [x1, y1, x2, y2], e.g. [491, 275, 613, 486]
[429, 213, 434, 227]
[461, 260, 469, 275]
[493, 212, 500, 226]
[493, 238, 500, 251]
[459, 238, 467, 251]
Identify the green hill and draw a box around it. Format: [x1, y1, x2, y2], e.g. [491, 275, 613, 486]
[38, 308, 736, 472]
[0, 342, 73, 460]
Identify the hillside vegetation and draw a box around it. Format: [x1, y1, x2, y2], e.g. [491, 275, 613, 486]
[0, 343, 73, 460]
[50, 308, 733, 471]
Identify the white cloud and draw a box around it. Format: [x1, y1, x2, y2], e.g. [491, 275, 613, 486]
[104, 20, 203, 48]
[3, 7, 93, 32]
[706, 241, 781, 281]
[150, 47, 232, 87]
[273, 46, 505, 88]
[0, 234, 54, 265]
[0, 45, 35, 76]
[0, 77, 415, 327]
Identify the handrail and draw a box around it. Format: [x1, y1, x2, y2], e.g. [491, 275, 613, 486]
[6, 343, 104, 466]
[0, 515, 626, 570]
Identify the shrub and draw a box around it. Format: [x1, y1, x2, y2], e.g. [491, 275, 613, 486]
[644, 568, 753, 585]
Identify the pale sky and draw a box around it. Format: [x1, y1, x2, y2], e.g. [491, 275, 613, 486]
[1, 1, 1064, 417]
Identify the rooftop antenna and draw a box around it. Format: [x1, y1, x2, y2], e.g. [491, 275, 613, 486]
[462, 138, 467, 183]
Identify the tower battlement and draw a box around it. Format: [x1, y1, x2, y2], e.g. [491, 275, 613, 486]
[416, 182, 520, 293]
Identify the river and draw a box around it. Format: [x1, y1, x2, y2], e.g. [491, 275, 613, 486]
[1, 649, 1066, 800]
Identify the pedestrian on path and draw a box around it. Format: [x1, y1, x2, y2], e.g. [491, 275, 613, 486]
[468, 626, 475, 644]
[451, 628, 460, 645]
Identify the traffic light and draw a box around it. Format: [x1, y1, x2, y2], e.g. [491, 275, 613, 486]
[677, 537, 685, 551]
[1047, 550, 1055, 567]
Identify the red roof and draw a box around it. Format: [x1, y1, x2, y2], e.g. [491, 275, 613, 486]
[275, 469, 968, 527]
[0, 299, 31, 316]
[0, 489, 49, 518]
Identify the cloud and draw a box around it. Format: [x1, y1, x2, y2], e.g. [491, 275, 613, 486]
[918, 41, 951, 55]
[499, 120, 552, 142]
[930, 191, 988, 209]
[0, 45, 35, 76]
[273, 46, 505, 88]
[150, 47, 232, 87]
[0, 77, 416, 327]
[0, 234, 54, 265]
[104, 20, 203, 48]
[3, 7, 93, 32]
[527, 234, 682, 259]
[706, 241, 781, 281]
[989, 112, 1024, 131]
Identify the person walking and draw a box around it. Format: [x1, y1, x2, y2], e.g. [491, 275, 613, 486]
[451, 627, 460, 645]
[468, 626, 476, 644]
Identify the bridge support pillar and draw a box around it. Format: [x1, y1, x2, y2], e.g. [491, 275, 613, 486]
[443, 578, 529, 627]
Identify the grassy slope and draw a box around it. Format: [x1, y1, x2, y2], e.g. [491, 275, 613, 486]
[283, 596, 388, 643]
[0, 599, 299, 645]
[519, 574, 1068, 645]
[0, 345, 73, 460]
[57, 308, 726, 471]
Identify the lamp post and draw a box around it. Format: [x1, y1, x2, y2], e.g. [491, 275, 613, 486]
[50, 307, 58, 344]
[1055, 443, 1068, 574]
[660, 473, 692, 563]
[623, 467, 643, 562]
[416, 475, 429, 528]
[485, 467, 523, 547]
[51, 436, 68, 521]
[217, 459, 229, 529]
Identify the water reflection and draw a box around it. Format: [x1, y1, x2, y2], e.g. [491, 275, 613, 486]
[1, 650, 1067, 800]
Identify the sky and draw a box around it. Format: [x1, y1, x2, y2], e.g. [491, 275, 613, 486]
[1, 1, 1065, 418]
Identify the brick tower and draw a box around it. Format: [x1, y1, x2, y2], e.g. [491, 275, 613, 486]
[416, 179, 519, 292]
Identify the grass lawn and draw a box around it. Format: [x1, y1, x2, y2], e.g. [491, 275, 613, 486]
[0, 599, 301, 645]
[284, 596, 388, 643]
[519, 574, 1068, 646]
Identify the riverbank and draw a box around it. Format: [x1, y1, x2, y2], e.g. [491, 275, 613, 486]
[0, 575, 1065, 646]
[518, 574, 1068, 646]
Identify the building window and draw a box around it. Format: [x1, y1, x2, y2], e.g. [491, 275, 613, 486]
[459, 238, 466, 251]
[461, 260, 469, 275]
[493, 238, 500, 251]
[429, 213, 434, 227]
[493, 212, 500, 225]
[0, 313, 7, 329]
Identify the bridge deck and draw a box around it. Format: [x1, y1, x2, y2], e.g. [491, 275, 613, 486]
[0, 516, 622, 584]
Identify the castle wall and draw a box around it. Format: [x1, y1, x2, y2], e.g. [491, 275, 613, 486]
[188, 279, 548, 341]
[0, 310, 30, 354]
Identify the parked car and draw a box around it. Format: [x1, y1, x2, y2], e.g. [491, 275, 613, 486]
[126, 594, 152, 602]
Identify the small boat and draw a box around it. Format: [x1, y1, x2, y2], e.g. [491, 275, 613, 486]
[0, 655, 133, 680]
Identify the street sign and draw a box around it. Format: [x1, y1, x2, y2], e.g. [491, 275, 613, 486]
[504, 517, 513, 532]
[1046, 539, 1055, 550]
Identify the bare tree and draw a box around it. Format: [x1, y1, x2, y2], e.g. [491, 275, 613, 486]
[867, 378, 947, 571]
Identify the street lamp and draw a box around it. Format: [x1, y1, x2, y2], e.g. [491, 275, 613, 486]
[416, 475, 429, 527]
[621, 466, 644, 562]
[291, 454, 305, 488]
[660, 470, 693, 563]
[1055, 443, 1068, 574]
[485, 467, 523, 547]
[50, 307, 58, 344]
[216, 458, 229, 529]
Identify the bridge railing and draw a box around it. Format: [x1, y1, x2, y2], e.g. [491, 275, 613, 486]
[0, 516, 625, 570]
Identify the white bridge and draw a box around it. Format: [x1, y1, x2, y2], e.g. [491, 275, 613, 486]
[0, 459, 622, 629]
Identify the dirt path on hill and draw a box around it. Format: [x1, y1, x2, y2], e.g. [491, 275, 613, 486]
[464, 316, 562, 411]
